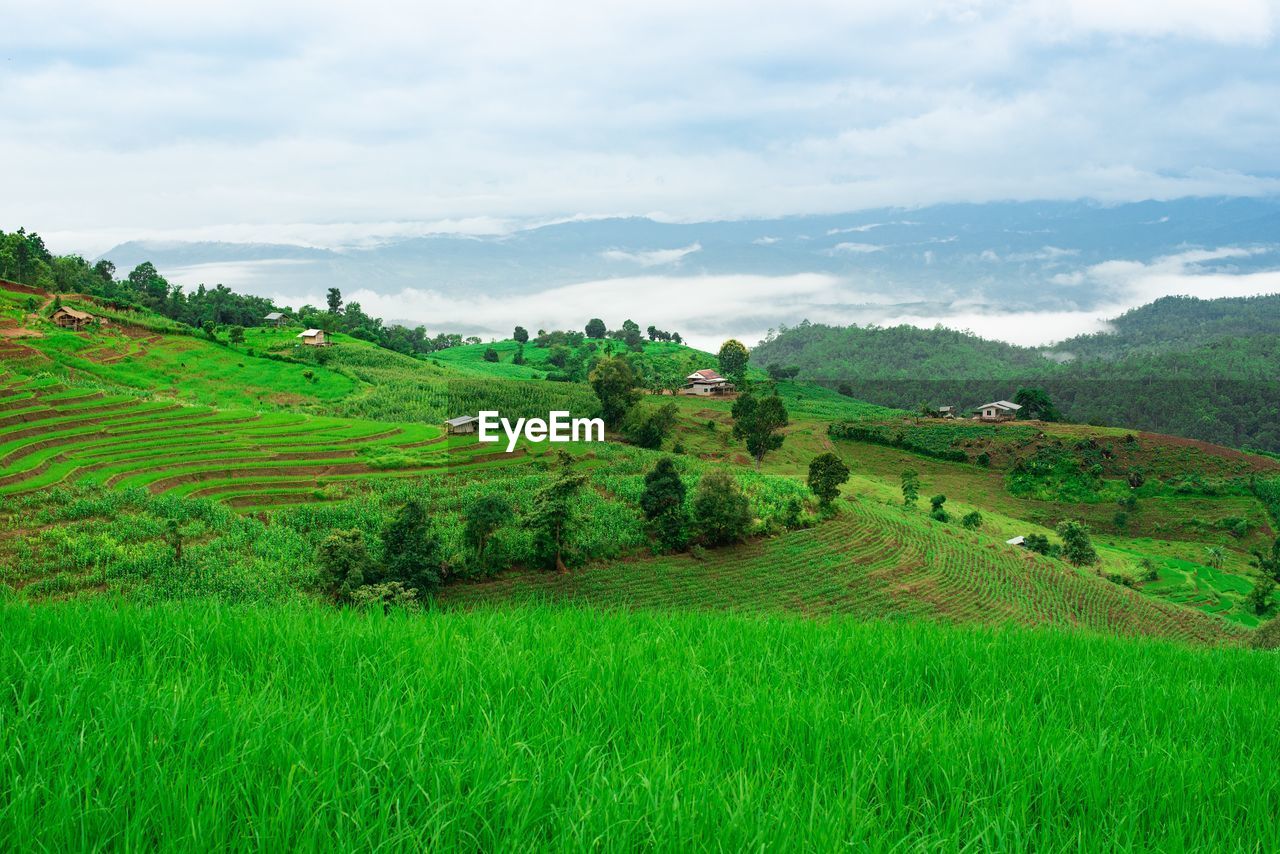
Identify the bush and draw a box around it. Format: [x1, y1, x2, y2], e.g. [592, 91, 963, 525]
[382, 500, 443, 593]
[1056, 520, 1099, 567]
[807, 452, 850, 507]
[640, 458, 688, 552]
[961, 511, 982, 530]
[692, 470, 752, 547]
[318, 529, 374, 601]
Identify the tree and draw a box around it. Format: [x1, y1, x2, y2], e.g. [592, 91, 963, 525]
[718, 339, 749, 382]
[585, 318, 607, 339]
[464, 494, 512, 567]
[1056, 520, 1099, 567]
[201, 320, 218, 341]
[1013, 387, 1060, 422]
[961, 511, 983, 530]
[623, 402, 678, 450]
[381, 500, 442, 593]
[326, 287, 343, 315]
[318, 528, 374, 601]
[691, 470, 752, 546]
[525, 467, 587, 572]
[900, 469, 920, 507]
[228, 325, 245, 345]
[588, 356, 640, 428]
[1024, 533, 1053, 555]
[1251, 538, 1280, 582]
[483, 347, 500, 363]
[1204, 546, 1225, 570]
[165, 519, 184, 566]
[640, 458, 688, 551]
[513, 325, 529, 344]
[766, 364, 799, 381]
[807, 453, 850, 507]
[731, 391, 788, 469]
[930, 494, 949, 522]
[1247, 577, 1275, 615]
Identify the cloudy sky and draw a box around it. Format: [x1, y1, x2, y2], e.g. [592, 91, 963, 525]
[3, 0, 1279, 347]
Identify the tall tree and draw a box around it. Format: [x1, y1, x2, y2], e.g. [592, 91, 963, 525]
[731, 391, 788, 469]
[585, 317, 607, 339]
[464, 494, 513, 567]
[718, 339, 749, 382]
[381, 500, 442, 593]
[1056, 520, 1099, 567]
[640, 458, 688, 551]
[326, 287, 343, 315]
[525, 466, 587, 572]
[807, 452, 850, 507]
[900, 469, 920, 507]
[513, 325, 529, 344]
[588, 356, 640, 428]
[1014, 387, 1060, 422]
[691, 470, 752, 546]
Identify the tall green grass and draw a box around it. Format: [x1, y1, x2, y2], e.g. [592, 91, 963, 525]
[2, 599, 1278, 850]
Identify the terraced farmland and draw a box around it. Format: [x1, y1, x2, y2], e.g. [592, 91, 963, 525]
[443, 496, 1245, 645]
[0, 374, 527, 509]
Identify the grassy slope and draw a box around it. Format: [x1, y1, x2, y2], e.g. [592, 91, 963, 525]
[3, 289, 1276, 635]
[3, 599, 1278, 851]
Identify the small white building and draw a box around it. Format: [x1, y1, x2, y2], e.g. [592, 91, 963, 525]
[297, 329, 329, 347]
[1006, 535, 1027, 547]
[975, 400, 1022, 422]
[444, 415, 479, 435]
[682, 369, 735, 396]
[264, 311, 287, 327]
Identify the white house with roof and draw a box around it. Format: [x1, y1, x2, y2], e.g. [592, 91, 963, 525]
[681, 369, 735, 396]
[974, 400, 1021, 422]
[297, 329, 329, 347]
[444, 415, 479, 435]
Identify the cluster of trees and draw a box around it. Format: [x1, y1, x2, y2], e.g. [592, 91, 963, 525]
[0, 226, 472, 359]
[752, 317, 1280, 452]
[583, 317, 682, 347]
[321, 455, 769, 603]
[639, 460, 754, 552]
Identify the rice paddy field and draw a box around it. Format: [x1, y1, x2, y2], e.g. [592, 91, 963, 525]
[3, 599, 1279, 851]
[0, 373, 528, 510]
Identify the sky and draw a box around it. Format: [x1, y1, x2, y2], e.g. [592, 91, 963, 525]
[3, 0, 1279, 347]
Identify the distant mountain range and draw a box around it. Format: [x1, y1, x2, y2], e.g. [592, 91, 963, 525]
[99, 197, 1280, 318]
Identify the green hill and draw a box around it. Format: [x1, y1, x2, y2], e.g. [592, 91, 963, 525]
[751, 295, 1280, 451]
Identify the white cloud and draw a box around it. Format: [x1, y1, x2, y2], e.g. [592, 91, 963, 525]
[2, 0, 1278, 251]
[599, 243, 702, 266]
[828, 242, 885, 254]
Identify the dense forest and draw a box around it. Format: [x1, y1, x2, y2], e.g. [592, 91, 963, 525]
[753, 300, 1280, 452]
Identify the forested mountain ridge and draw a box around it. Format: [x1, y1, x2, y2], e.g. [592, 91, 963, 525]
[752, 295, 1280, 452]
[1050, 294, 1280, 360]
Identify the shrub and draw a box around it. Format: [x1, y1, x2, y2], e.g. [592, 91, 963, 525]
[961, 511, 982, 530]
[483, 347, 500, 363]
[382, 500, 443, 593]
[1246, 578, 1276, 616]
[692, 470, 752, 547]
[1056, 520, 1099, 567]
[640, 458, 688, 552]
[318, 529, 374, 601]
[807, 453, 850, 507]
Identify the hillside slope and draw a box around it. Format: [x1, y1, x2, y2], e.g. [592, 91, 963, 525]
[752, 294, 1280, 451]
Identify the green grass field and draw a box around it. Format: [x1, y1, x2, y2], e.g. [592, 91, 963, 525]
[3, 599, 1278, 851]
